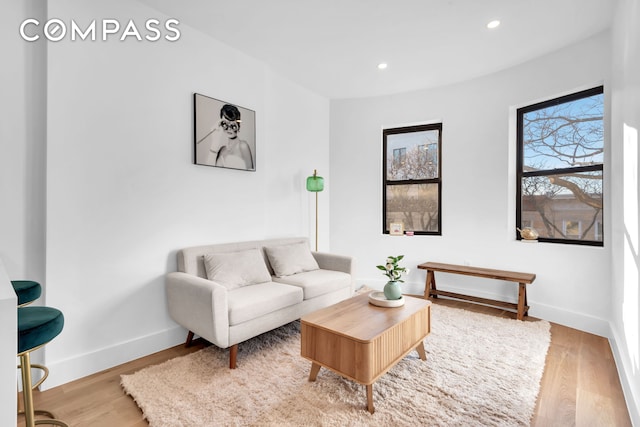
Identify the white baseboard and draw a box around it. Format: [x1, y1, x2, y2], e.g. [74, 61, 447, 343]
[43, 325, 187, 390]
[608, 324, 640, 427]
[528, 302, 611, 337]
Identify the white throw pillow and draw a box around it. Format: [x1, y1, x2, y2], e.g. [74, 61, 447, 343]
[264, 242, 320, 277]
[203, 249, 272, 290]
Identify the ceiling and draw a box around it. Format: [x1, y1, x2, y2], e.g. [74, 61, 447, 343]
[139, 0, 616, 99]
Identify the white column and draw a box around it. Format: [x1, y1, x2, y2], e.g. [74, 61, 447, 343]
[0, 259, 17, 427]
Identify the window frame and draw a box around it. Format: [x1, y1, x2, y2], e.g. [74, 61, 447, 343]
[382, 123, 442, 236]
[516, 85, 604, 246]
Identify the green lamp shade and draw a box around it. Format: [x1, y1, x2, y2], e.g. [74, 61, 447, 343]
[306, 175, 324, 192]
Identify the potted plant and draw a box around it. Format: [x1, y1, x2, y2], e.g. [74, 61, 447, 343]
[376, 255, 408, 300]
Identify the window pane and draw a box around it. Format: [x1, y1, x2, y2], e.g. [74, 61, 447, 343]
[386, 130, 439, 181]
[521, 171, 603, 242]
[522, 92, 603, 171]
[386, 183, 439, 232]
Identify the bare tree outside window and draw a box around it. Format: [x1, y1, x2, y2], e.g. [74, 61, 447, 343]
[517, 86, 604, 245]
[383, 124, 442, 235]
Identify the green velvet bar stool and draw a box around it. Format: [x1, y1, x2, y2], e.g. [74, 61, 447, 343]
[17, 306, 68, 427]
[12, 280, 42, 307]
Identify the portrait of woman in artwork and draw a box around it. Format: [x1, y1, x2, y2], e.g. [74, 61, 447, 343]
[194, 94, 256, 171]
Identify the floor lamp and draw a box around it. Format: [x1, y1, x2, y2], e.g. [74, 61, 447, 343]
[306, 169, 324, 251]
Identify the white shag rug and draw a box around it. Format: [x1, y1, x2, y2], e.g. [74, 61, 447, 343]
[121, 302, 550, 426]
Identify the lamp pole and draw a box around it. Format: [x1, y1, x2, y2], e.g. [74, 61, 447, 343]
[314, 190, 319, 251]
[306, 169, 324, 252]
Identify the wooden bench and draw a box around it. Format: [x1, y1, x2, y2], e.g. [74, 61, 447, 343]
[417, 262, 536, 320]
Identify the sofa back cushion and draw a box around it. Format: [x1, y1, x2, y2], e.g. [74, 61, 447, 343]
[177, 237, 312, 279]
[264, 242, 320, 277]
[203, 249, 272, 290]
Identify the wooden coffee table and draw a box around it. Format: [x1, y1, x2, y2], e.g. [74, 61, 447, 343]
[300, 292, 431, 413]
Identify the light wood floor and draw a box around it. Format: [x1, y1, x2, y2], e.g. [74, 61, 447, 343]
[19, 298, 632, 427]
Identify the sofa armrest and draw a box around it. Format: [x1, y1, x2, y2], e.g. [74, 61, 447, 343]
[166, 272, 230, 348]
[312, 252, 355, 276]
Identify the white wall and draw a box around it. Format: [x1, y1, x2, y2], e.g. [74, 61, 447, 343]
[262, 69, 331, 248]
[610, 0, 640, 422]
[1, 0, 329, 388]
[330, 32, 611, 335]
[0, 0, 47, 287]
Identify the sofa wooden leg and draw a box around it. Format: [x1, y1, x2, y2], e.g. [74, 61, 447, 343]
[229, 344, 238, 369]
[184, 331, 194, 348]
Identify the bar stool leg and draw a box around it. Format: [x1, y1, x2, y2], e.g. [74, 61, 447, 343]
[20, 352, 36, 427]
[18, 351, 68, 426]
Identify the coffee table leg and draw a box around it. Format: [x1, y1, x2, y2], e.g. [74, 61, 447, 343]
[308, 362, 321, 381]
[416, 341, 427, 361]
[367, 384, 374, 413]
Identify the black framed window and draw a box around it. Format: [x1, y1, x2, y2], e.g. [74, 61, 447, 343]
[516, 86, 604, 246]
[383, 123, 442, 235]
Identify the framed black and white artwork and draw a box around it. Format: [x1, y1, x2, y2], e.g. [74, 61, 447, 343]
[194, 93, 256, 171]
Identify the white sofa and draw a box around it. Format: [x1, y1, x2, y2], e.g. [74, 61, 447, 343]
[166, 237, 354, 368]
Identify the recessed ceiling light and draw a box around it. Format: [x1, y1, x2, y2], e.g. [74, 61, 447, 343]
[378, 63, 388, 70]
[487, 20, 500, 29]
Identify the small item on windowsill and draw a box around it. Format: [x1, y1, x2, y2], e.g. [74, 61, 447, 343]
[517, 227, 539, 242]
[405, 231, 414, 236]
[389, 222, 404, 236]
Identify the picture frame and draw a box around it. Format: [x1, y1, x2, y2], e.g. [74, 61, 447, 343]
[193, 93, 256, 171]
[389, 222, 404, 236]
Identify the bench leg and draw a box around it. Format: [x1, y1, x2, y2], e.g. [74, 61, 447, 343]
[425, 270, 437, 299]
[517, 283, 527, 320]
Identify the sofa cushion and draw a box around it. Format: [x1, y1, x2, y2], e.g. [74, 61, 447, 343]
[227, 282, 303, 326]
[273, 269, 351, 300]
[203, 249, 272, 290]
[264, 242, 319, 277]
